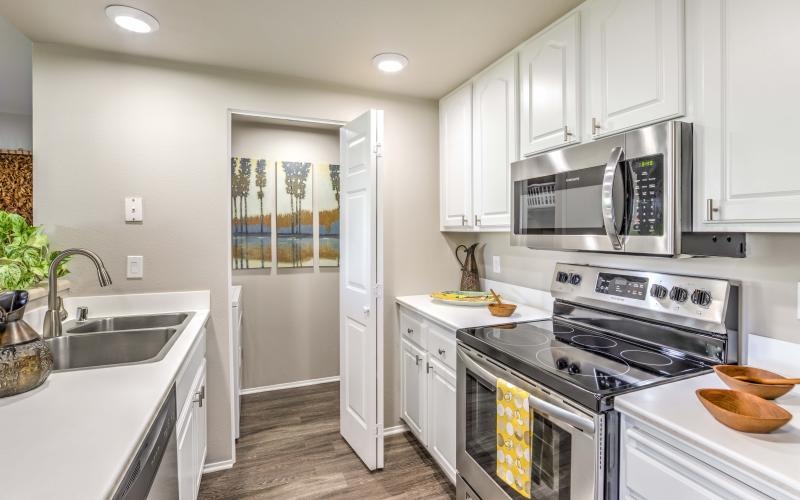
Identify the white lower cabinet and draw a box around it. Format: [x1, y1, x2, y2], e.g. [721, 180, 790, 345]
[398, 306, 457, 484]
[620, 414, 771, 500]
[176, 328, 208, 500]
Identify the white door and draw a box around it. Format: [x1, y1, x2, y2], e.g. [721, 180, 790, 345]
[519, 12, 580, 156]
[439, 84, 474, 230]
[586, 0, 684, 138]
[692, 0, 800, 227]
[427, 357, 457, 483]
[472, 53, 517, 230]
[400, 338, 426, 442]
[339, 109, 384, 470]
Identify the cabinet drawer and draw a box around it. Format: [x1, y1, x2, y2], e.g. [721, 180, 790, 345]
[425, 322, 457, 370]
[399, 307, 424, 344]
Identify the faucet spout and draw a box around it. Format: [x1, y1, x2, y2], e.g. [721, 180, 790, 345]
[43, 248, 112, 339]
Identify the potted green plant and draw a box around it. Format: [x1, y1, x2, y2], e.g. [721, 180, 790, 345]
[0, 211, 69, 291]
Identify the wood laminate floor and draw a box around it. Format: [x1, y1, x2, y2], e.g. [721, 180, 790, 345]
[199, 382, 455, 499]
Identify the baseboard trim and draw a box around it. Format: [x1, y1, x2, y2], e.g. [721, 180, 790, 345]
[383, 424, 409, 436]
[203, 459, 234, 474]
[240, 375, 340, 395]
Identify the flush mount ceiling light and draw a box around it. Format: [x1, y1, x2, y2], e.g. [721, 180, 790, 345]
[372, 53, 408, 73]
[105, 5, 159, 33]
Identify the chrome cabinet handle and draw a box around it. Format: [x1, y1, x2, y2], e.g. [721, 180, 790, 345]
[563, 125, 573, 142]
[458, 350, 595, 434]
[601, 146, 625, 251]
[415, 354, 422, 366]
[426, 362, 433, 374]
[592, 117, 602, 134]
[474, 215, 481, 226]
[193, 385, 206, 407]
[406, 327, 414, 335]
[461, 215, 467, 226]
[706, 199, 719, 221]
[438, 348, 446, 356]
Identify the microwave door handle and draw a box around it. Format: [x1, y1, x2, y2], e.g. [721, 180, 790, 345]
[458, 350, 596, 434]
[602, 146, 625, 250]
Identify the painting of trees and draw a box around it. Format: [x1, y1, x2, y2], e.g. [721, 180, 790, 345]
[277, 162, 313, 268]
[317, 163, 340, 267]
[231, 157, 272, 270]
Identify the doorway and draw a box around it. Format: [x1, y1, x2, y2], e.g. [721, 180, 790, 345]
[225, 110, 385, 471]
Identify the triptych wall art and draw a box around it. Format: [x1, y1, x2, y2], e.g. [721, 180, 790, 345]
[231, 157, 340, 270]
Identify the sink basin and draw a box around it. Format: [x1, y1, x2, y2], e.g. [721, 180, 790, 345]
[47, 328, 179, 371]
[66, 312, 189, 334]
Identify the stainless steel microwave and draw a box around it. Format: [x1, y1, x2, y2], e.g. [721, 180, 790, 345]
[511, 121, 744, 257]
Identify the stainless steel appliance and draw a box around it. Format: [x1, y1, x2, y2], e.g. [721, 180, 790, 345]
[456, 263, 740, 499]
[113, 385, 178, 499]
[510, 121, 745, 257]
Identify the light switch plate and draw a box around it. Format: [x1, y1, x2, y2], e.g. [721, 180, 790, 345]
[125, 197, 143, 222]
[127, 256, 144, 279]
[492, 255, 501, 274]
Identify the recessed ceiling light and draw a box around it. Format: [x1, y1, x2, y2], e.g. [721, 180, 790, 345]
[105, 5, 159, 34]
[372, 53, 408, 73]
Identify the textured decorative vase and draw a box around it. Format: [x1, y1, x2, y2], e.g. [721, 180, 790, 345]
[0, 290, 53, 398]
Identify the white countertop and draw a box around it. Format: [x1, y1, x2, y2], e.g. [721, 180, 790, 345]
[616, 335, 800, 498]
[395, 294, 551, 330]
[0, 290, 210, 500]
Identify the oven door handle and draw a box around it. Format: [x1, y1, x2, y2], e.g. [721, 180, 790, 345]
[602, 146, 625, 251]
[458, 350, 596, 434]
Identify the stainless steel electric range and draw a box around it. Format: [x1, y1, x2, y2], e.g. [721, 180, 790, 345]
[455, 263, 740, 500]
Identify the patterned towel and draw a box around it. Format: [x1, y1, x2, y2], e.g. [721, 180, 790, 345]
[496, 378, 533, 498]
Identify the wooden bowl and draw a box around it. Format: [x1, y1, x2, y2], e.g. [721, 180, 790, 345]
[488, 303, 517, 317]
[714, 365, 794, 400]
[696, 388, 792, 433]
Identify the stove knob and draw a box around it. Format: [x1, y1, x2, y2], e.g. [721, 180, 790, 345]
[669, 286, 689, 303]
[649, 284, 668, 299]
[568, 363, 581, 375]
[555, 358, 569, 370]
[691, 289, 712, 307]
[569, 273, 582, 285]
[556, 271, 569, 283]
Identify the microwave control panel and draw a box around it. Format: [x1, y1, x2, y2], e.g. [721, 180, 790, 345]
[629, 154, 664, 236]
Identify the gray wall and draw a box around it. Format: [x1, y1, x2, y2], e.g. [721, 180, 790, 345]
[32, 43, 457, 464]
[446, 232, 800, 344]
[231, 120, 340, 389]
[0, 15, 32, 149]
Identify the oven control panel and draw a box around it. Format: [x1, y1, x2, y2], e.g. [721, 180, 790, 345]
[550, 263, 736, 328]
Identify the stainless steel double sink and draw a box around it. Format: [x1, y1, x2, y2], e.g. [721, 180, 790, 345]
[46, 312, 193, 371]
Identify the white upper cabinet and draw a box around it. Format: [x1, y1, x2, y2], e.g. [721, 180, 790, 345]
[585, 0, 685, 138]
[439, 84, 473, 230]
[472, 53, 517, 230]
[690, 0, 800, 228]
[519, 12, 580, 156]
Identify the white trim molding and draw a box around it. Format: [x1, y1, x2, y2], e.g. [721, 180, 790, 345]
[240, 375, 340, 395]
[383, 424, 409, 437]
[203, 459, 235, 475]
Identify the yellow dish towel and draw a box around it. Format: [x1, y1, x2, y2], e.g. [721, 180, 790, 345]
[496, 378, 533, 498]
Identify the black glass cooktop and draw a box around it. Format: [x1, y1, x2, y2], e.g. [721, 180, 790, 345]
[457, 320, 711, 411]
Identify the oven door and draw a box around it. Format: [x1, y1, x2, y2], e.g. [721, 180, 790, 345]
[457, 346, 603, 500]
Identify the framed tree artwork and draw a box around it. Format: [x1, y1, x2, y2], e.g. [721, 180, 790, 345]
[316, 163, 340, 267]
[276, 161, 314, 268]
[231, 157, 272, 270]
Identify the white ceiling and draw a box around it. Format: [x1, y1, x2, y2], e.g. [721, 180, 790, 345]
[0, 0, 582, 99]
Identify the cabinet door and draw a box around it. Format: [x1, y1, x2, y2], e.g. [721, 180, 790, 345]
[177, 408, 196, 500]
[472, 53, 517, 230]
[400, 338, 427, 442]
[194, 363, 207, 492]
[427, 358, 457, 483]
[693, 0, 800, 226]
[586, 0, 684, 137]
[519, 12, 580, 156]
[440, 84, 474, 230]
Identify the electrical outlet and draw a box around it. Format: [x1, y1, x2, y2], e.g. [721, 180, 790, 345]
[125, 196, 143, 222]
[127, 256, 144, 279]
[492, 255, 501, 274]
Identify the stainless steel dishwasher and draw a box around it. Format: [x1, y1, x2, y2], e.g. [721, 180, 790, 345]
[113, 385, 178, 499]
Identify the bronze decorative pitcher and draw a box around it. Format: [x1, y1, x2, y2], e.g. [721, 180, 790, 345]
[455, 243, 481, 291]
[0, 290, 53, 398]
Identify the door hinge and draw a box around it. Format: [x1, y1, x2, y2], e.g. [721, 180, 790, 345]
[376, 423, 383, 437]
[372, 283, 384, 299]
[373, 143, 383, 157]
